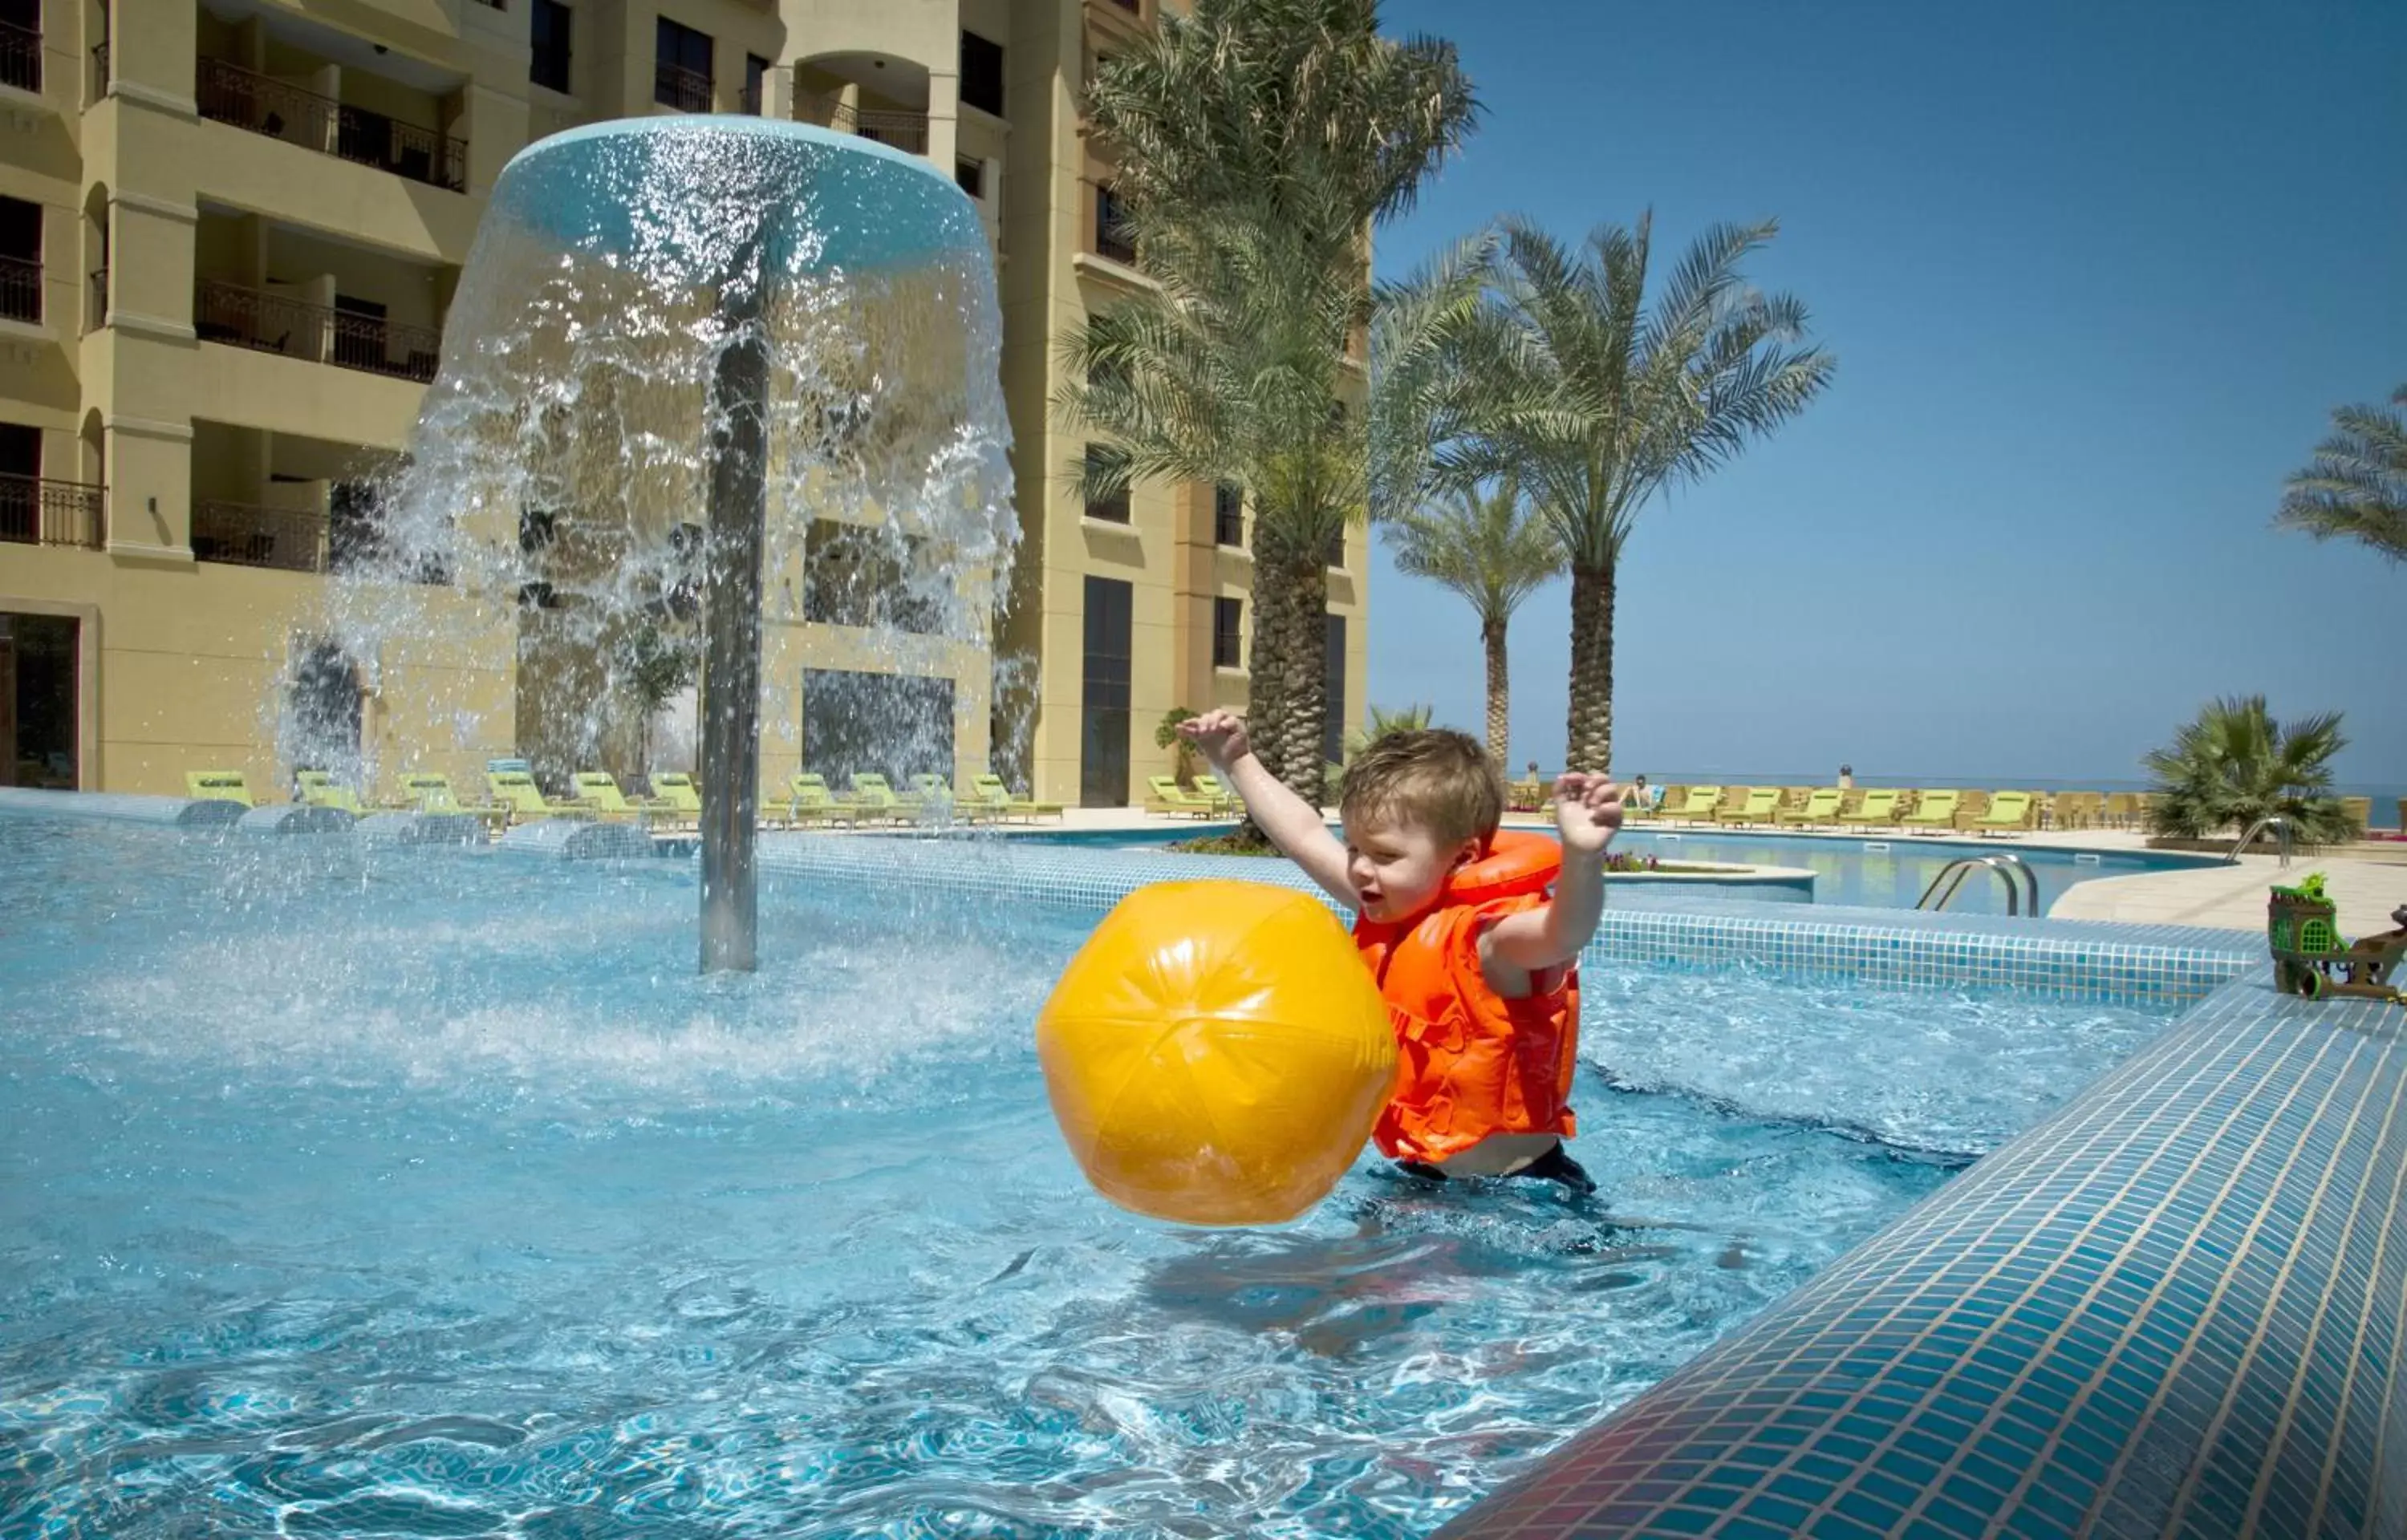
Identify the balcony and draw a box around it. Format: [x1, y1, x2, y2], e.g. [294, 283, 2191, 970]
[191, 500, 328, 572]
[798, 93, 929, 156]
[0, 20, 39, 94]
[196, 281, 442, 384]
[196, 59, 467, 193]
[654, 62, 712, 112]
[0, 476, 104, 548]
[0, 255, 36, 323]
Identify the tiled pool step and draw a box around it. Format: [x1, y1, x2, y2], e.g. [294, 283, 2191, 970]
[1435, 979, 2407, 1540]
[756, 833, 2257, 1004]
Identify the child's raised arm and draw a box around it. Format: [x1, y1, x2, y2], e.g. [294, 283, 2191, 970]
[1177, 710, 1356, 909]
[1488, 773, 1622, 970]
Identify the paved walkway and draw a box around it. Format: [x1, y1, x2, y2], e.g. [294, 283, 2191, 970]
[2047, 853, 2405, 937]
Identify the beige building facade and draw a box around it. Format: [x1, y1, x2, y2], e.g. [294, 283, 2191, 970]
[0, 0, 1366, 806]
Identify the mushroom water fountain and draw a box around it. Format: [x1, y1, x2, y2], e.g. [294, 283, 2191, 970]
[319, 118, 1014, 971]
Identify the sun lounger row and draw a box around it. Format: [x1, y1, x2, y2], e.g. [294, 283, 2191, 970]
[1624, 785, 2053, 834]
[185, 768, 1063, 831]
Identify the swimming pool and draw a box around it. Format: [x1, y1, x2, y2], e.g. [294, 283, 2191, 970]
[0, 815, 2182, 1537]
[1005, 824, 2214, 916]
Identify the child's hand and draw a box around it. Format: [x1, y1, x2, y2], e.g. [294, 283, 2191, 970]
[1553, 773, 1624, 854]
[1177, 709, 1252, 769]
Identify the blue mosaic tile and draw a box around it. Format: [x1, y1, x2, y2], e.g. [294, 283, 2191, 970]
[753, 834, 2258, 1003]
[1431, 980, 2407, 1540]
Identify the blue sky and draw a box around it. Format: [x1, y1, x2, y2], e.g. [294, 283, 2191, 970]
[1364, 0, 2406, 793]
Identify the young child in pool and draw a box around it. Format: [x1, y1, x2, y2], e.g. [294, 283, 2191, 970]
[1179, 710, 1622, 1193]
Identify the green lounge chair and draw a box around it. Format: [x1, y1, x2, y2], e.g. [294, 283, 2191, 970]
[779, 774, 864, 828]
[185, 769, 257, 807]
[487, 769, 595, 824]
[1970, 789, 2036, 834]
[1837, 788, 1903, 827]
[1667, 786, 1722, 824]
[647, 772, 703, 821]
[907, 773, 957, 815]
[1191, 773, 1242, 815]
[1900, 789, 1962, 830]
[1146, 774, 1221, 818]
[570, 772, 671, 825]
[294, 769, 363, 815]
[387, 772, 510, 831]
[847, 772, 915, 823]
[1777, 788, 1846, 826]
[1715, 787, 1784, 825]
[968, 773, 1063, 823]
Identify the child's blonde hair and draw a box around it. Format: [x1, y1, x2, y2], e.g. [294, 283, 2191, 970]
[1338, 728, 1504, 849]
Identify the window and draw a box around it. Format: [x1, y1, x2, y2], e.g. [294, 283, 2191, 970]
[654, 17, 712, 110]
[0, 194, 39, 323]
[960, 30, 1003, 117]
[743, 52, 769, 115]
[1094, 183, 1134, 263]
[0, 612, 79, 788]
[1081, 576, 1131, 807]
[530, 0, 571, 93]
[0, 0, 40, 93]
[1212, 484, 1243, 547]
[954, 158, 984, 200]
[285, 639, 362, 783]
[1323, 613, 1346, 765]
[1212, 596, 1242, 670]
[803, 519, 944, 635]
[331, 294, 388, 372]
[517, 504, 564, 609]
[0, 421, 36, 542]
[1083, 445, 1130, 523]
[803, 668, 956, 787]
[1325, 527, 1346, 567]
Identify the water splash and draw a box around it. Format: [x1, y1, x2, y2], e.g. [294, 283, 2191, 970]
[283, 120, 1015, 793]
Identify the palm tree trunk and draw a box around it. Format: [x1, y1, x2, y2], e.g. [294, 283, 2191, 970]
[1564, 559, 1615, 773]
[1482, 614, 1509, 769]
[1274, 539, 1333, 811]
[1244, 525, 1293, 790]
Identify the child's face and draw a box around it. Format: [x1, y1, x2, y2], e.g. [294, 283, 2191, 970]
[1344, 811, 1481, 923]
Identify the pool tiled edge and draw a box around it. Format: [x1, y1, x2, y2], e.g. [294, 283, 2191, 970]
[756, 834, 2256, 1003]
[1433, 979, 2407, 1540]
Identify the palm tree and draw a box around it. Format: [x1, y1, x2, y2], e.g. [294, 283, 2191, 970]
[1444, 215, 1833, 772]
[1056, 0, 1477, 817]
[2277, 384, 2407, 565]
[1382, 476, 1561, 768]
[2142, 695, 2354, 845]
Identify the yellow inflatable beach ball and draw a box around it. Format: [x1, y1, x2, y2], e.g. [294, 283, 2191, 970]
[1037, 880, 1398, 1226]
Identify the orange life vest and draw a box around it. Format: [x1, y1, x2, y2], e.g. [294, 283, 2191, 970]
[1352, 829, 1581, 1165]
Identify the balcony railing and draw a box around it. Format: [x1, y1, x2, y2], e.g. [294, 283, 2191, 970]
[0, 20, 39, 94]
[192, 500, 328, 573]
[0, 475, 104, 548]
[195, 280, 443, 383]
[86, 268, 104, 331]
[197, 59, 468, 192]
[89, 41, 106, 101]
[800, 94, 929, 156]
[653, 62, 712, 112]
[0, 255, 38, 323]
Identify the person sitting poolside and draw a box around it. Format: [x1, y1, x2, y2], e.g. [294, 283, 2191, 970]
[1179, 710, 1623, 1194]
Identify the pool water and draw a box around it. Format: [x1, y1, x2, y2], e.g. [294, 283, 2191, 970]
[1005, 824, 2210, 916]
[0, 817, 2179, 1538]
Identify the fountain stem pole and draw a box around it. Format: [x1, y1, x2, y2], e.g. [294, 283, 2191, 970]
[699, 274, 769, 974]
